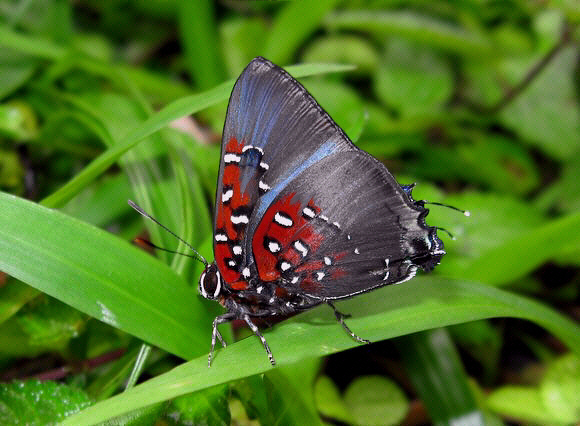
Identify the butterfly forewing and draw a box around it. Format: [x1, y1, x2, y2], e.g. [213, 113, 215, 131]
[214, 57, 354, 291]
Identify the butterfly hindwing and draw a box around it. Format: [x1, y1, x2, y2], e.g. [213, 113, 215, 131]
[251, 151, 444, 300]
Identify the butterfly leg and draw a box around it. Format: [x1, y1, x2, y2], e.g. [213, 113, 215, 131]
[242, 314, 276, 366]
[208, 312, 236, 367]
[327, 301, 371, 344]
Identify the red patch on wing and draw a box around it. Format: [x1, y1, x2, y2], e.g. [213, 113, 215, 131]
[230, 281, 249, 290]
[253, 193, 325, 281]
[215, 243, 239, 284]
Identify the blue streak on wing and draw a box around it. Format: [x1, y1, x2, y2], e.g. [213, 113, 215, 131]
[252, 140, 338, 221]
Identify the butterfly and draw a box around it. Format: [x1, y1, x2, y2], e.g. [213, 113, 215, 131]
[192, 57, 446, 367]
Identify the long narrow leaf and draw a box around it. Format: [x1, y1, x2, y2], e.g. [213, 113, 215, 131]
[62, 276, 580, 424]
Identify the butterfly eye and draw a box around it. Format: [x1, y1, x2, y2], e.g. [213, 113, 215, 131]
[199, 265, 221, 300]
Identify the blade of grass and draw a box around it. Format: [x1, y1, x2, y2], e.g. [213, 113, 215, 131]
[396, 329, 482, 425]
[325, 11, 493, 57]
[40, 62, 355, 209]
[463, 211, 580, 286]
[178, 0, 224, 89]
[0, 191, 208, 359]
[62, 274, 579, 424]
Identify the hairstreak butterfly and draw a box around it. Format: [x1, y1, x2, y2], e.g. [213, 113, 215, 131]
[199, 57, 448, 366]
[131, 57, 449, 367]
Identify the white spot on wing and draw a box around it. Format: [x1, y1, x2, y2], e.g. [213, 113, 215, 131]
[354, 248, 360, 254]
[260, 161, 269, 170]
[274, 212, 293, 227]
[280, 261, 292, 272]
[332, 221, 340, 228]
[215, 233, 227, 242]
[293, 241, 308, 257]
[316, 272, 325, 281]
[319, 215, 328, 222]
[224, 153, 240, 163]
[242, 267, 250, 278]
[231, 214, 249, 224]
[233, 245, 242, 255]
[302, 207, 315, 218]
[324, 256, 332, 265]
[268, 241, 281, 253]
[259, 180, 270, 191]
[222, 189, 233, 203]
[291, 276, 299, 284]
[242, 145, 254, 152]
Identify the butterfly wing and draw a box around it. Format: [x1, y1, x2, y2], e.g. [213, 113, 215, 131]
[214, 57, 355, 290]
[251, 150, 444, 301]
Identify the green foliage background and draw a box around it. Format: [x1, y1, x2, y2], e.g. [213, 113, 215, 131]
[0, 1, 578, 425]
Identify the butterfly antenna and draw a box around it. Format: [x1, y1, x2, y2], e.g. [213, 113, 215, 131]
[426, 201, 471, 217]
[434, 226, 456, 240]
[128, 200, 208, 266]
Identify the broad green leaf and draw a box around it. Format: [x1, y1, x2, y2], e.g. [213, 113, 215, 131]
[62, 275, 580, 424]
[486, 354, 580, 424]
[0, 380, 91, 424]
[500, 46, 579, 159]
[344, 376, 408, 426]
[301, 35, 380, 75]
[40, 62, 355, 209]
[0, 48, 37, 100]
[264, 0, 340, 65]
[0, 191, 208, 360]
[314, 376, 353, 424]
[374, 39, 453, 117]
[540, 354, 580, 423]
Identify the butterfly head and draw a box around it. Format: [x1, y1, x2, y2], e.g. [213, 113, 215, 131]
[199, 263, 222, 300]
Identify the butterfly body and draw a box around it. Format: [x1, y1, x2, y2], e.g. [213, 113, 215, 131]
[199, 57, 444, 366]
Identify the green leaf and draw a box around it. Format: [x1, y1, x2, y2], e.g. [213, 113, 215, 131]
[462, 211, 580, 286]
[486, 354, 580, 424]
[16, 297, 85, 349]
[0, 48, 37, 100]
[178, 0, 225, 89]
[0, 191, 209, 360]
[0, 380, 91, 425]
[169, 384, 230, 426]
[396, 329, 482, 425]
[540, 354, 580, 423]
[487, 386, 553, 424]
[219, 18, 268, 78]
[343, 376, 408, 426]
[61, 275, 580, 424]
[0, 280, 39, 325]
[314, 376, 353, 424]
[500, 46, 579, 159]
[301, 35, 380, 75]
[264, 0, 340, 64]
[325, 11, 493, 57]
[374, 39, 453, 117]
